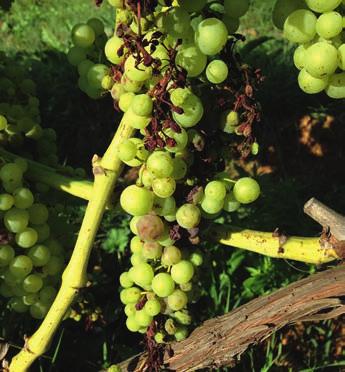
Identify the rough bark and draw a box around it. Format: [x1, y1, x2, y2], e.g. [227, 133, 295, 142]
[119, 264, 345, 371]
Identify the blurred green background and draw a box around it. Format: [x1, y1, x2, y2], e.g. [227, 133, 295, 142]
[0, 0, 344, 371]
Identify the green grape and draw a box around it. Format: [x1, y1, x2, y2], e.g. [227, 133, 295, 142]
[3, 269, 17, 285]
[163, 7, 190, 39]
[4, 208, 29, 233]
[167, 289, 188, 311]
[325, 72, 345, 99]
[131, 263, 154, 287]
[136, 214, 164, 242]
[171, 158, 188, 180]
[12, 284, 27, 297]
[39, 286, 57, 303]
[120, 287, 141, 304]
[293, 44, 309, 70]
[189, 251, 203, 266]
[87, 64, 108, 90]
[0, 115, 7, 130]
[157, 226, 176, 247]
[14, 158, 28, 173]
[164, 318, 176, 335]
[126, 316, 140, 332]
[130, 253, 146, 266]
[67, 47, 87, 66]
[272, 0, 306, 30]
[172, 93, 204, 128]
[205, 181, 227, 200]
[131, 94, 153, 116]
[101, 75, 113, 90]
[87, 18, 104, 36]
[171, 309, 191, 325]
[206, 60, 229, 84]
[130, 217, 141, 235]
[118, 139, 137, 162]
[23, 293, 39, 306]
[135, 309, 153, 327]
[28, 203, 49, 225]
[171, 260, 194, 284]
[9, 255, 33, 278]
[179, 0, 206, 12]
[0, 193, 14, 210]
[161, 246, 182, 266]
[144, 298, 161, 316]
[176, 204, 201, 229]
[200, 195, 224, 214]
[0, 245, 15, 267]
[175, 326, 188, 341]
[0, 163, 23, 184]
[13, 187, 34, 209]
[175, 44, 207, 78]
[316, 12, 343, 39]
[151, 273, 175, 297]
[195, 18, 228, 56]
[305, 0, 341, 12]
[120, 272, 134, 288]
[118, 92, 135, 112]
[15, 227, 38, 248]
[179, 282, 193, 292]
[123, 108, 151, 130]
[23, 274, 43, 293]
[152, 177, 176, 198]
[283, 9, 317, 43]
[233, 177, 260, 204]
[28, 244, 51, 266]
[35, 223, 50, 243]
[120, 185, 154, 216]
[223, 192, 241, 212]
[125, 55, 152, 82]
[72, 24, 96, 48]
[121, 74, 143, 93]
[130, 236, 144, 254]
[142, 241, 162, 259]
[78, 59, 94, 76]
[42, 256, 64, 276]
[170, 87, 191, 106]
[104, 36, 125, 65]
[9, 297, 28, 313]
[147, 151, 174, 178]
[0, 283, 14, 297]
[298, 68, 329, 93]
[222, 15, 240, 33]
[124, 303, 136, 317]
[30, 300, 49, 319]
[165, 127, 188, 153]
[305, 42, 338, 78]
[108, 0, 125, 7]
[141, 168, 155, 188]
[224, 0, 250, 18]
[338, 45, 345, 70]
[153, 196, 176, 216]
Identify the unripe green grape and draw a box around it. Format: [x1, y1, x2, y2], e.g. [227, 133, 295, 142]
[12, 284, 27, 297]
[28, 244, 51, 266]
[14, 158, 28, 173]
[337, 44, 345, 69]
[136, 214, 164, 242]
[205, 181, 227, 200]
[200, 196, 224, 214]
[130, 236, 144, 254]
[222, 15, 240, 34]
[118, 139, 137, 162]
[9, 297, 28, 313]
[171, 310, 191, 325]
[272, 0, 306, 30]
[171, 158, 188, 180]
[176, 204, 201, 229]
[67, 47, 86, 66]
[9, 255, 33, 278]
[28, 203, 49, 225]
[13, 187, 34, 209]
[170, 88, 191, 106]
[0, 163, 23, 184]
[4, 208, 29, 233]
[72, 24, 95, 48]
[233, 177, 260, 204]
[3, 269, 17, 285]
[23, 293, 39, 306]
[165, 127, 188, 153]
[101, 75, 113, 90]
[152, 177, 176, 198]
[224, 0, 250, 18]
[120, 272, 134, 288]
[15, 227, 38, 248]
[144, 298, 161, 316]
[142, 241, 162, 259]
[325, 72, 345, 99]
[78, 59, 94, 76]
[152, 273, 175, 297]
[0, 193, 14, 210]
[39, 286, 57, 303]
[129, 217, 141, 235]
[163, 7, 190, 39]
[161, 246, 182, 266]
[130, 253, 146, 266]
[126, 316, 140, 332]
[179, 282, 193, 292]
[87, 64, 108, 90]
[147, 151, 174, 178]
[0, 245, 15, 267]
[172, 93, 204, 128]
[87, 18, 104, 36]
[120, 185, 154, 216]
[35, 223, 50, 243]
[118, 92, 135, 113]
[298, 68, 329, 94]
[175, 44, 207, 78]
[131, 94, 153, 116]
[157, 227, 176, 247]
[123, 108, 151, 130]
[171, 260, 194, 284]
[131, 263, 154, 287]
[153, 196, 176, 216]
[30, 300, 49, 319]
[305, 0, 341, 12]
[283, 10, 317, 43]
[167, 289, 188, 311]
[135, 309, 153, 327]
[125, 55, 152, 82]
[195, 18, 228, 56]
[189, 251, 203, 266]
[104, 35, 125, 65]
[305, 42, 338, 78]
[175, 326, 188, 341]
[121, 74, 143, 93]
[23, 274, 43, 293]
[141, 168, 155, 188]
[0, 115, 7, 130]
[206, 60, 229, 84]
[124, 303, 136, 317]
[120, 287, 141, 304]
[42, 256, 64, 276]
[223, 192, 241, 212]
[293, 44, 309, 70]
[316, 12, 343, 39]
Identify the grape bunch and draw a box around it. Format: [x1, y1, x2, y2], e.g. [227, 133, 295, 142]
[0, 160, 68, 319]
[273, 0, 345, 98]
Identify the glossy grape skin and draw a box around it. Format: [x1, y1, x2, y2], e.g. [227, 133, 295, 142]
[171, 260, 194, 284]
[283, 10, 317, 44]
[233, 177, 261, 204]
[151, 273, 175, 297]
[9, 255, 33, 278]
[120, 185, 154, 216]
